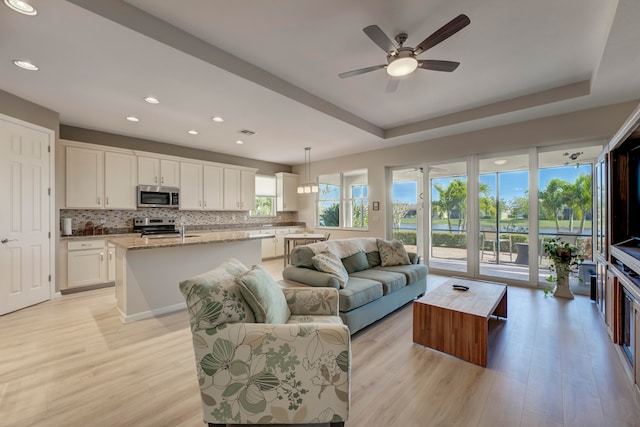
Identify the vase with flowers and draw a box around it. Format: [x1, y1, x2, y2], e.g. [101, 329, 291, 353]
[543, 237, 584, 299]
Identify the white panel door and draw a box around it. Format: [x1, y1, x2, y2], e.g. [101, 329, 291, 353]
[0, 117, 52, 315]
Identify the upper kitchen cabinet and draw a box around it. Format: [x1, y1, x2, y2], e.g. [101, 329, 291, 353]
[223, 167, 256, 211]
[138, 156, 180, 187]
[64, 142, 137, 209]
[104, 152, 137, 209]
[276, 172, 298, 211]
[179, 161, 223, 210]
[66, 145, 104, 208]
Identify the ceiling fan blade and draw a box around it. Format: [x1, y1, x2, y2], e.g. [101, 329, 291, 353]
[385, 78, 400, 93]
[414, 14, 470, 55]
[338, 64, 386, 79]
[363, 25, 398, 54]
[418, 60, 460, 72]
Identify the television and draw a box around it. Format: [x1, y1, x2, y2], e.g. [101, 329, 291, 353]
[628, 144, 640, 240]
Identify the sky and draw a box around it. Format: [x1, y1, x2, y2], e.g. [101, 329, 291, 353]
[405, 164, 594, 203]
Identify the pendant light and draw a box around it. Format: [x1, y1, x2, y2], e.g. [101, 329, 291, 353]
[297, 147, 319, 194]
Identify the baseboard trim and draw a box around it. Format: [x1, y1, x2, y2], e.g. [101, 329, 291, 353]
[119, 302, 187, 323]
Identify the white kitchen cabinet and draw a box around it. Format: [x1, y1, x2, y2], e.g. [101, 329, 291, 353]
[67, 240, 107, 288]
[274, 228, 289, 257]
[223, 168, 256, 211]
[108, 243, 116, 282]
[203, 165, 224, 210]
[65, 145, 136, 209]
[261, 234, 277, 259]
[104, 152, 137, 209]
[259, 228, 294, 259]
[276, 172, 298, 211]
[180, 161, 203, 210]
[66, 146, 104, 208]
[180, 162, 224, 210]
[138, 156, 180, 187]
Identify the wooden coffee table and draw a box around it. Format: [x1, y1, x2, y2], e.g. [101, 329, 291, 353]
[413, 278, 507, 366]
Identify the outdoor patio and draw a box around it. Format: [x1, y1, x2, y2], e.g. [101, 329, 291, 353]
[428, 246, 591, 295]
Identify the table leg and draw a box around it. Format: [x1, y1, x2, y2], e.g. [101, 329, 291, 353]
[283, 238, 290, 267]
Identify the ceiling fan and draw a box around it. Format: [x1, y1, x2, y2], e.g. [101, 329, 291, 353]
[339, 14, 470, 92]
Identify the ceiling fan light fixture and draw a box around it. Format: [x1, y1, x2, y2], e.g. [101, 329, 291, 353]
[386, 55, 418, 77]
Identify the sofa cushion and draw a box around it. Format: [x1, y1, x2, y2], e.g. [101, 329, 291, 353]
[376, 239, 410, 267]
[349, 269, 406, 295]
[179, 258, 255, 331]
[290, 246, 315, 269]
[236, 265, 291, 324]
[338, 277, 383, 312]
[375, 264, 428, 284]
[366, 251, 381, 268]
[312, 250, 349, 288]
[341, 251, 369, 274]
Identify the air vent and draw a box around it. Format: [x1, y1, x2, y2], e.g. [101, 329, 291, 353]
[239, 129, 257, 136]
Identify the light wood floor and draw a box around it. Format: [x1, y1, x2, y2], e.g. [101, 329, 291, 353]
[1, 259, 639, 427]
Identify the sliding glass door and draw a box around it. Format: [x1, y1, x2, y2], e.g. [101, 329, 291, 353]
[479, 154, 529, 281]
[428, 161, 467, 273]
[538, 148, 594, 295]
[391, 167, 424, 259]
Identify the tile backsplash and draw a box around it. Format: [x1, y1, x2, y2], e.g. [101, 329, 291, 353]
[60, 208, 300, 236]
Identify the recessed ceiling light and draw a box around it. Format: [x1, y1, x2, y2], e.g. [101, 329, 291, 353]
[494, 159, 507, 165]
[126, 116, 140, 122]
[212, 116, 224, 123]
[235, 140, 244, 145]
[13, 60, 38, 71]
[188, 130, 198, 135]
[4, 0, 37, 16]
[144, 96, 159, 104]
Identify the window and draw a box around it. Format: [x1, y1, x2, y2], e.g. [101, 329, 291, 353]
[318, 169, 368, 229]
[251, 175, 276, 217]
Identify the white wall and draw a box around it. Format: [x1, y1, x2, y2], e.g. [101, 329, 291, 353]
[295, 100, 639, 240]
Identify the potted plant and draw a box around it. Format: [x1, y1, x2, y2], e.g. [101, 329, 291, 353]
[543, 237, 584, 299]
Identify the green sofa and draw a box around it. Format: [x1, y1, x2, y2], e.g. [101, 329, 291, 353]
[282, 237, 427, 334]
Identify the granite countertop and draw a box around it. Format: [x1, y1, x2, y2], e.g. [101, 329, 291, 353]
[60, 223, 306, 241]
[107, 230, 274, 251]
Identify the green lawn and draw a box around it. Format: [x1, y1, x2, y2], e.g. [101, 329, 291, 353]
[429, 218, 592, 231]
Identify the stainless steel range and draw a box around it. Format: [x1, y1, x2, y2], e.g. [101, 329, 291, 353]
[133, 217, 179, 237]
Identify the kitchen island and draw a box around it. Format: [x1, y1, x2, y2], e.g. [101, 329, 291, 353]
[108, 231, 271, 322]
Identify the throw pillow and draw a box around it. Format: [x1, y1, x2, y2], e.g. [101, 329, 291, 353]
[366, 251, 381, 268]
[312, 250, 349, 288]
[341, 251, 369, 274]
[376, 239, 410, 267]
[236, 265, 290, 324]
[178, 259, 255, 331]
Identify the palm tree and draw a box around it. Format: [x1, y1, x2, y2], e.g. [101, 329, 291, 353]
[574, 174, 592, 234]
[539, 178, 567, 231]
[433, 179, 466, 232]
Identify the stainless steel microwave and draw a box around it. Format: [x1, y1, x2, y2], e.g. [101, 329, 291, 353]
[137, 185, 180, 208]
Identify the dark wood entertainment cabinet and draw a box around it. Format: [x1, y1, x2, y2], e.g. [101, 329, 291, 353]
[599, 103, 640, 394]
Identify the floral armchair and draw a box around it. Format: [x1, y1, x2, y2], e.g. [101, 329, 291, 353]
[179, 258, 350, 427]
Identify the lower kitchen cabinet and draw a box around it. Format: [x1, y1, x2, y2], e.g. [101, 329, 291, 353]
[108, 243, 116, 282]
[260, 227, 304, 259]
[67, 240, 107, 288]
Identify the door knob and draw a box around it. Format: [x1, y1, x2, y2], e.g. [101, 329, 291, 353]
[1, 238, 18, 244]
